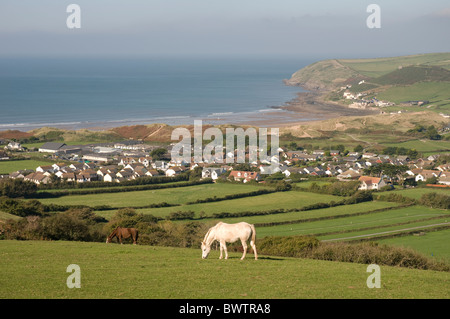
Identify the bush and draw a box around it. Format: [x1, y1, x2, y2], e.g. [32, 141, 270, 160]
[419, 192, 450, 209]
[257, 235, 319, 258]
[166, 211, 195, 220]
[307, 241, 449, 271]
[0, 179, 37, 198]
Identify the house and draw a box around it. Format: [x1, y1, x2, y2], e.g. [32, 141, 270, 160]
[6, 142, 23, 151]
[39, 142, 66, 153]
[146, 169, 160, 177]
[282, 166, 306, 177]
[114, 140, 143, 150]
[329, 150, 340, 156]
[358, 176, 387, 190]
[117, 169, 134, 180]
[362, 153, 377, 159]
[152, 161, 169, 171]
[61, 173, 77, 182]
[0, 150, 9, 160]
[36, 165, 55, 174]
[103, 173, 117, 183]
[415, 170, 441, 182]
[9, 169, 34, 179]
[202, 167, 226, 180]
[52, 163, 68, 171]
[138, 157, 151, 167]
[438, 176, 450, 186]
[24, 172, 51, 185]
[228, 170, 259, 183]
[259, 165, 282, 176]
[82, 154, 112, 163]
[165, 166, 187, 177]
[337, 169, 361, 181]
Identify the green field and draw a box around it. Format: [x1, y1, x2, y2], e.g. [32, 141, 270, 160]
[0, 240, 448, 299]
[378, 228, 450, 262]
[376, 81, 450, 112]
[122, 190, 341, 219]
[0, 159, 55, 174]
[378, 187, 450, 200]
[256, 205, 448, 236]
[37, 183, 265, 209]
[379, 138, 450, 155]
[338, 53, 450, 78]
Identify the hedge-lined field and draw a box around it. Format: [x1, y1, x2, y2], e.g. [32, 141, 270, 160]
[37, 183, 265, 208]
[3, 180, 449, 265]
[128, 190, 342, 219]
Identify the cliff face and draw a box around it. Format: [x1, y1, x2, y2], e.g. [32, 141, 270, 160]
[284, 59, 363, 91]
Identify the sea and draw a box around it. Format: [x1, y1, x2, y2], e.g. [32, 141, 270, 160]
[0, 57, 311, 131]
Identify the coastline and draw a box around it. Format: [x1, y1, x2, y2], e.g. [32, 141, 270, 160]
[0, 90, 378, 133]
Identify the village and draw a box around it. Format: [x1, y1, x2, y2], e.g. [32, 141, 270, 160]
[1, 138, 449, 190]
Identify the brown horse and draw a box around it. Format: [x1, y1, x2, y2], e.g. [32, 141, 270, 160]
[106, 227, 138, 245]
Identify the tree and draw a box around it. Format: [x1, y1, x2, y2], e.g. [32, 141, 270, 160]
[425, 125, 441, 140]
[0, 179, 37, 198]
[354, 144, 364, 153]
[150, 148, 168, 160]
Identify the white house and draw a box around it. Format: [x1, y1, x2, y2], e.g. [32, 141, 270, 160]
[438, 176, 450, 186]
[358, 176, 387, 190]
[165, 166, 187, 177]
[201, 167, 226, 180]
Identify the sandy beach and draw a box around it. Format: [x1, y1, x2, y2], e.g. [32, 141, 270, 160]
[0, 88, 379, 133]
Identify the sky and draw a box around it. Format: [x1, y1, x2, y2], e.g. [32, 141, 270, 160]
[0, 0, 449, 59]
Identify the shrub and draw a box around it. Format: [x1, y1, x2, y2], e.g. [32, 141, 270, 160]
[257, 235, 319, 258]
[419, 192, 450, 209]
[0, 179, 37, 198]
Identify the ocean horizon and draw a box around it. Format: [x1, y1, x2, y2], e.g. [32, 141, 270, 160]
[0, 57, 311, 131]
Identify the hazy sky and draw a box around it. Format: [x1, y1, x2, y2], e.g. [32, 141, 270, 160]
[0, 0, 449, 59]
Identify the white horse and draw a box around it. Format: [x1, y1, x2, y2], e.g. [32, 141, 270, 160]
[201, 222, 258, 260]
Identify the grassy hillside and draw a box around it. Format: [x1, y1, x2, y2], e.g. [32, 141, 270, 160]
[338, 52, 450, 78]
[287, 53, 450, 90]
[0, 240, 448, 299]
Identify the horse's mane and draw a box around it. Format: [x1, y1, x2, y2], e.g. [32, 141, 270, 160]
[108, 227, 119, 238]
[203, 226, 214, 243]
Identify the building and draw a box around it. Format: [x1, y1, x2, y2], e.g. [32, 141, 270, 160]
[39, 142, 67, 153]
[228, 170, 259, 183]
[358, 176, 387, 190]
[202, 167, 226, 180]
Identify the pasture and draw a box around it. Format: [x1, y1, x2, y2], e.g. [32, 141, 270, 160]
[0, 159, 56, 174]
[0, 240, 448, 299]
[2, 180, 449, 300]
[13, 181, 450, 262]
[37, 182, 264, 209]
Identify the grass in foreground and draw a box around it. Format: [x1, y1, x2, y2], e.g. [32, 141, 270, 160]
[0, 240, 448, 299]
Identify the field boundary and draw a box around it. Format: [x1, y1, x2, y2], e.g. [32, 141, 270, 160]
[254, 203, 413, 227]
[322, 223, 450, 242]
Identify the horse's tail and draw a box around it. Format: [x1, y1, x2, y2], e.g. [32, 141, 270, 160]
[250, 224, 256, 244]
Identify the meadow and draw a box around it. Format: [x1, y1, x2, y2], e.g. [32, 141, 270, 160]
[0, 159, 56, 174]
[1, 178, 449, 299]
[0, 240, 448, 299]
[338, 53, 450, 78]
[38, 182, 264, 209]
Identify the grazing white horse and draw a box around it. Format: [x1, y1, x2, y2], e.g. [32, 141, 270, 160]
[201, 222, 258, 260]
